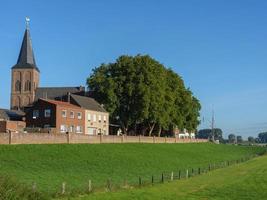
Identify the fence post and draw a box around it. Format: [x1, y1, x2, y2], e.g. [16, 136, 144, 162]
[139, 135, 141, 143]
[8, 131, 12, 145]
[151, 175, 154, 185]
[186, 169, 188, 179]
[198, 167, 201, 175]
[139, 177, 142, 186]
[32, 182, 37, 192]
[171, 172, 174, 181]
[161, 173, 164, 183]
[179, 170, 181, 179]
[175, 137, 177, 143]
[106, 179, 112, 191]
[88, 180, 92, 193]
[165, 136, 167, 143]
[61, 182, 66, 195]
[121, 135, 124, 143]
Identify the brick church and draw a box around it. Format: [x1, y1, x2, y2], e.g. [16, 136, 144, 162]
[10, 22, 85, 111]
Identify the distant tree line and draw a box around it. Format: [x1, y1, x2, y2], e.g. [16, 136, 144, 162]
[226, 132, 267, 144]
[197, 129, 267, 144]
[87, 55, 201, 136]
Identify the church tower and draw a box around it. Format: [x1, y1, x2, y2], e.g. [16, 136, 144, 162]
[11, 18, 40, 110]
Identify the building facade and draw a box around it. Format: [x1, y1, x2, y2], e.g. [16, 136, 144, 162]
[26, 99, 85, 134]
[68, 94, 109, 135]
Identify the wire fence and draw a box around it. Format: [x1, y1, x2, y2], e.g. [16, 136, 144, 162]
[28, 150, 266, 198]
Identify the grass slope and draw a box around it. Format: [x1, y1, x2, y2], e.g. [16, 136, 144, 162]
[0, 143, 264, 196]
[74, 154, 267, 200]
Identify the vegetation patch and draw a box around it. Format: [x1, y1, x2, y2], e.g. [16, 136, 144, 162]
[0, 143, 264, 198]
[69, 154, 267, 200]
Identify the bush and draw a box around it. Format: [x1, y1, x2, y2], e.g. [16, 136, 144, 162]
[0, 175, 47, 200]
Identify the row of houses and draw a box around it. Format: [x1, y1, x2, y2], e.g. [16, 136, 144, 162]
[1, 94, 109, 135]
[26, 94, 109, 135]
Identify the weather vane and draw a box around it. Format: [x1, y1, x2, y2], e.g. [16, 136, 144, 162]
[25, 16, 30, 29]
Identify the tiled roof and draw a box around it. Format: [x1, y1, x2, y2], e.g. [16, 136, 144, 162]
[70, 94, 107, 113]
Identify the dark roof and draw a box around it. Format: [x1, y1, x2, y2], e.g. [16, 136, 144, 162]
[35, 86, 85, 101]
[39, 99, 82, 109]
[0, 109, 25, 121]
[12, 28, 39, 72]
[70, 94, 107, 113]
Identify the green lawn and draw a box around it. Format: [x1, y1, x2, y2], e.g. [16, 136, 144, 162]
[73, 154, 267, 200]
[0, 143, 264, 198]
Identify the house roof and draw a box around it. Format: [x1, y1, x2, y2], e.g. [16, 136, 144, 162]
[39, 99, 82, 109]
[0, 109, 25, 121]
[35, 86, 85, 101]
[12, 27, 39, 72]
[70, 94, 107, 113]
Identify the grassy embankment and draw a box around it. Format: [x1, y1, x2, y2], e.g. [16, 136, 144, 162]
[73, 153, 267, 200]
[0, 143, 264, 199]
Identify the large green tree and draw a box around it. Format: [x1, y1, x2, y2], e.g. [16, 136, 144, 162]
[87, 55, 201, 136]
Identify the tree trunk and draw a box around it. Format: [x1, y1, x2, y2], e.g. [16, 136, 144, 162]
[157, 125, 162, 137]
[148, 123, 155, 137]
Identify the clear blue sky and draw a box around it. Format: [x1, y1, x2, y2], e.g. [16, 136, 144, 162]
[1, 0, 267, 138]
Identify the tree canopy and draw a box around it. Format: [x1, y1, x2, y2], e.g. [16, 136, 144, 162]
[258, 132, 267, 143]
[197, 128, 223, 141]
[228, 134, 236, 143]
[87, 55, 201, 136]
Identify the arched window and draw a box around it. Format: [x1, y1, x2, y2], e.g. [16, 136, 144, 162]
[15, 80, 21, 91]
[24, 80, 31, 91]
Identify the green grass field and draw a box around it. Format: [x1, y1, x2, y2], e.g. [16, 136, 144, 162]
[73, 154, 267, 200]
[0, 143, 264, 198]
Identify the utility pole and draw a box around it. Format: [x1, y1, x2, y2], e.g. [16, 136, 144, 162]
[211, 110, 215, 142]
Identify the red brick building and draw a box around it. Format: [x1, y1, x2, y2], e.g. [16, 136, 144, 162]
[0, 109, 26, 133]
[26, 99, 85, 134]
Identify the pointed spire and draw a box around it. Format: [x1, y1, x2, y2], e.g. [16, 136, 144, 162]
[12, 17, 39, 72]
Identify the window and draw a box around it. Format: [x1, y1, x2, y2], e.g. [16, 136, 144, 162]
[15, 80, 21, 92]
[69, 125, 74, 133]
[33, 110, 39, 119]
[87, 113, 91, 121]
[62, 110, 67, 118]
[93, 114, 96, 122]
[70, 111, 74, 118]
[98, 115, 102, 122]
[44, 109, 51, 118]
[60, 125, 68, 133]
[77, 112, 82, 120]
[103, 115, 107, 123]
[76, 126, 83, 133]
[24, 80, 31, 91]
